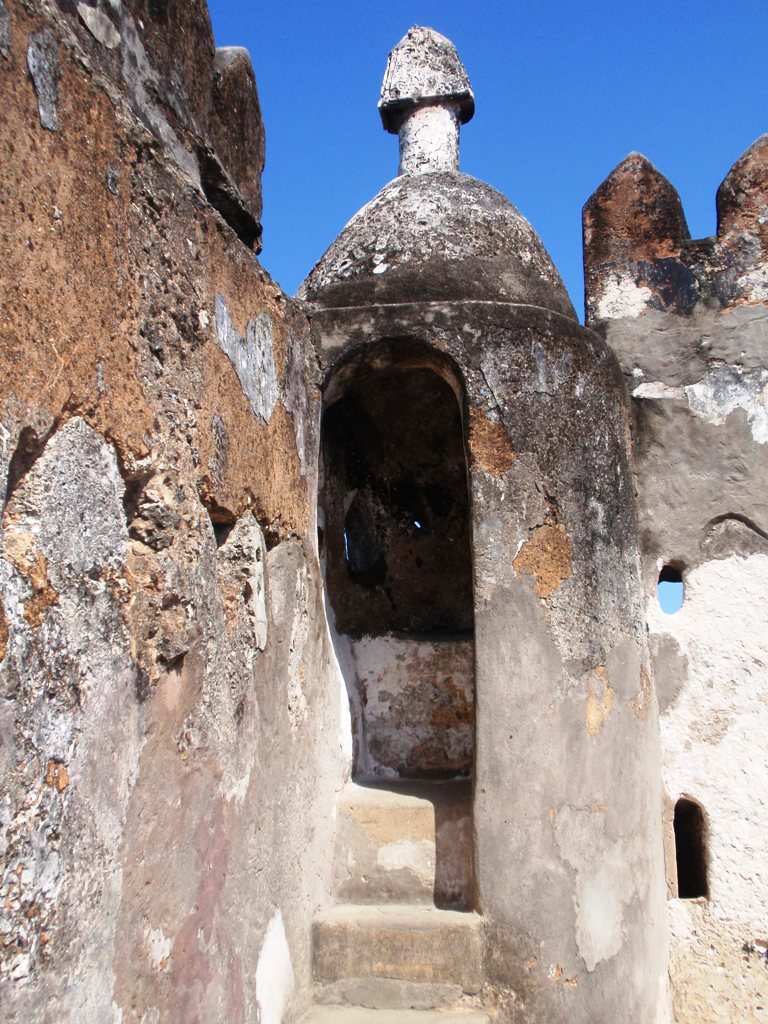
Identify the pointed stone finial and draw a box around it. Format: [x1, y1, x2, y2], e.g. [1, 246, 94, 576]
[379, 26, 474, 176]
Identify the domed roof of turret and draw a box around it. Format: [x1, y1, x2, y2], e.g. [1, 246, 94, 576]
[299, 171, 575, 317]
[298, 27, 575, 321]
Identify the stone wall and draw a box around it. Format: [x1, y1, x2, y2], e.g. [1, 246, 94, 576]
[0, 2, 343, 1021]
[585, 141, 768, 1023]
[2, 3, 765, 1020]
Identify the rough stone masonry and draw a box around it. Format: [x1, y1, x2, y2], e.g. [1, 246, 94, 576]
[0, 5, 765, 1024]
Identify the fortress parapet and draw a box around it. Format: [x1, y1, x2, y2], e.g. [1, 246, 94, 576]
[584, 137, 768, 324]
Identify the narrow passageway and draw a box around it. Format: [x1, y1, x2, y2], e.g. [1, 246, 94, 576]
[309, 348, 484, 1018]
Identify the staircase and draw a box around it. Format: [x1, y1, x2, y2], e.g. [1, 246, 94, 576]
[299, 779, 488, 1023]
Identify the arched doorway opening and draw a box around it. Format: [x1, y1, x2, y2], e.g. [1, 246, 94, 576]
[320, 342, 474, 783]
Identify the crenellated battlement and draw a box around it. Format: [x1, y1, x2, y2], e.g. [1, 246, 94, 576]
[584, 136, 768, 325]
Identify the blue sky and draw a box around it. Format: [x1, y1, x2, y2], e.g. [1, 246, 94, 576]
[208, 1, 767, 319]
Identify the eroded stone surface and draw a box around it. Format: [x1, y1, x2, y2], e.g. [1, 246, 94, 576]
[0, 419, 138, 1009]
[2, 5, 765, 1022]
[307, 118, 666, 1022]
[717, 134, 768, 248]
[211, 46, 265, 221]
[300, 173, 575, 317]
[598, 156, 768, 1021]
[0, 5, 336, 1021]
[77, 3, 120, 49]
[379, 26, 474, 132]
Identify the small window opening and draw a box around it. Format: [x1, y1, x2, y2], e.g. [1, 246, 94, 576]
[674, 797, 709, 899]
[658, 564, 684, 614]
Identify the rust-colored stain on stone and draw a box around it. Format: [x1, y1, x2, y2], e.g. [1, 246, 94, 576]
[468, 406, 516, 476]
[3, 534, 60, 627]
[430, 699, 474, 729]
[409, 738, 471, 778]
[44, 760, 69, 792]
[586, 666, 614, 736]
[0, 595, 8, 661]
[630, 665, 652, 721]
[513, 522, 572, 599]
[23, 552, 60, 627]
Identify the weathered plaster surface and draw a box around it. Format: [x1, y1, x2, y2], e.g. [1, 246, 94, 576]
[398, 105, 460, 175]
[649, 554, 768, 926]
[350, 636, 474, 778]
[596, 185, 768, 1018]
[214, 293, 278, 423]
[633, 365, 768, 445]
[7, 4, 765, 1020]
[555, 805, 637, 971]
[300, 173, 574, 317]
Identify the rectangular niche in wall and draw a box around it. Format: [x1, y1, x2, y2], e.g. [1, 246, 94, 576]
[674, 797, 709, 899]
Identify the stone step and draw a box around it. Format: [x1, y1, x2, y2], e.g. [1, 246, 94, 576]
[312, 904, 483, 994]
[333, 779, 473, 908]
[299, 1008, 490, 1023]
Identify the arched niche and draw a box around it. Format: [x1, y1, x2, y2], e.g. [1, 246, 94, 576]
[320, 339, 474, 780]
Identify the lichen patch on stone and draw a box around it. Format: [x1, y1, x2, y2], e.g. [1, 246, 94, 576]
[513, 522, 573, 599]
